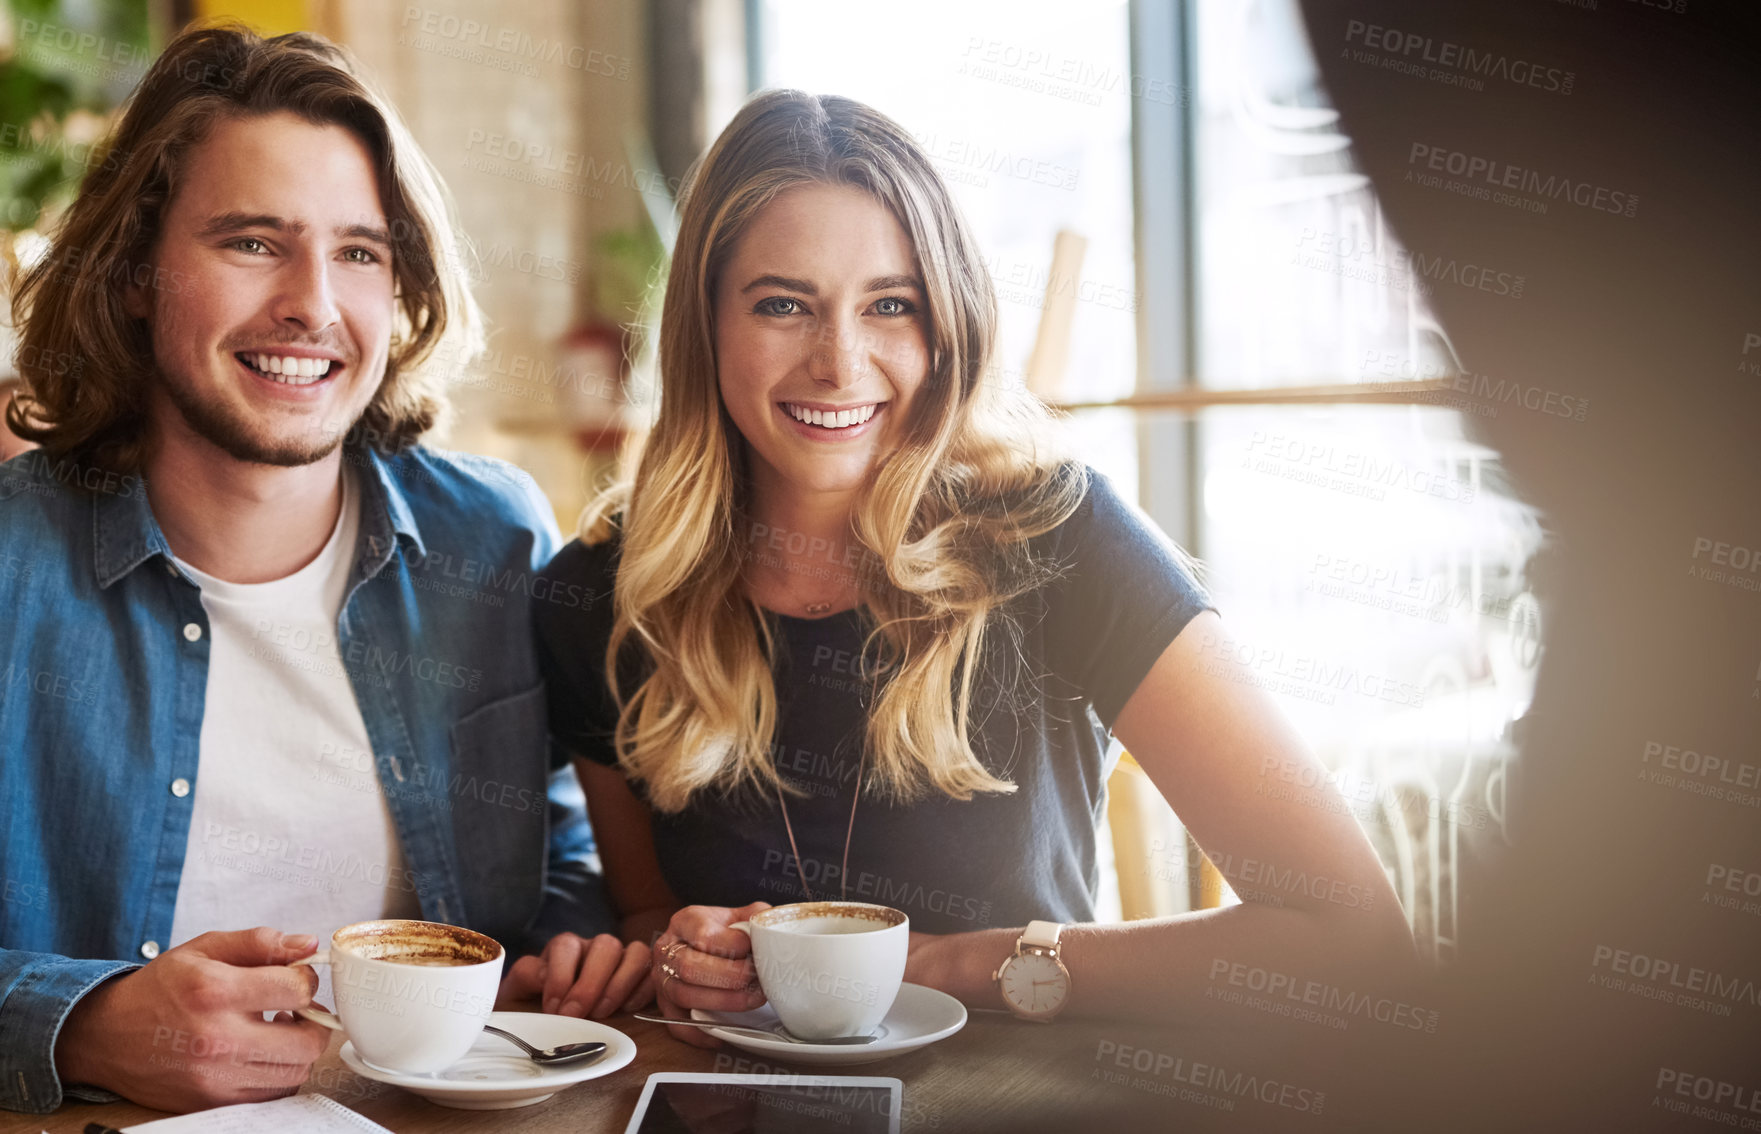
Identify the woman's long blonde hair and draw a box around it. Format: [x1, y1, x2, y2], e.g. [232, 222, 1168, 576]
[586, 90, 1088, 814]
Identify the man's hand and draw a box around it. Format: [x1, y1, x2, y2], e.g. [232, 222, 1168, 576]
[53, 927, 330, 1113]
[497, 932, 652, 1019]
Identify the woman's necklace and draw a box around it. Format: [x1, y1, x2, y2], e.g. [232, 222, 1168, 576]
[775, 749, 865, 902]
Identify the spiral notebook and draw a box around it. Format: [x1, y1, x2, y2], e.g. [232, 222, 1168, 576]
[106, 1094, 392, 1133]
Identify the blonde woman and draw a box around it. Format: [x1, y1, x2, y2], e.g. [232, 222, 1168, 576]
[535, 90, 1413, 1037]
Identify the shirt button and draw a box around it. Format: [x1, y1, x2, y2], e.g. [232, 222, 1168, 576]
[182, 623, 202, 642]
[170, 778, 191, 798]
[140, 941, 160, 959]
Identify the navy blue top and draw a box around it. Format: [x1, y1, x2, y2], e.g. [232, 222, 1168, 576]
[537, 469, 1211, 935]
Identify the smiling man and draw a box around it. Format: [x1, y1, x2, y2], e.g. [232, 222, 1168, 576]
[0, 26, 646, 1115]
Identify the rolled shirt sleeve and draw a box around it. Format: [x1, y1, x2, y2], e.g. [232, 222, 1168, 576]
[0, 952, 138, 1113]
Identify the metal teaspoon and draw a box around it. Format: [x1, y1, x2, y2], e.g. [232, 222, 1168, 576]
[481, 1024, 609, 1065]
[632, 1013, 878, 1045]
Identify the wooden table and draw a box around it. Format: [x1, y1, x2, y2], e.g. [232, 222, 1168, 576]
[17, 1009, 1362, 1133]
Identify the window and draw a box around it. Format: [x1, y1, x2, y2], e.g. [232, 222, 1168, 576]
[1151, 0, 1540, 961]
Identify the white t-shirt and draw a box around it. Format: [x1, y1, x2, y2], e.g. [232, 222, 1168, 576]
[169, 471, 421, 955]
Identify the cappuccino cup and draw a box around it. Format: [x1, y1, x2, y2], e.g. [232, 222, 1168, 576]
[292, 919, 503, 1074]
[732, 902, 908, 1041]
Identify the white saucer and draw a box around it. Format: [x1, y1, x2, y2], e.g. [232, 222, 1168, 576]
[690, 982, 966, 1067]
[338, 1011, 636, 1110]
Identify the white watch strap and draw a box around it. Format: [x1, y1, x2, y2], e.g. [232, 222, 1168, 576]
[1022, 919, 1063, 949]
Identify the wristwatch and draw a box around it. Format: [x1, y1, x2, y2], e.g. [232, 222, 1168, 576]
[992, 920, 1070, 1022]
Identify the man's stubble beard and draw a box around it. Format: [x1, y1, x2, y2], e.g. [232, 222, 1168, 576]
[154, 360, 368, 468]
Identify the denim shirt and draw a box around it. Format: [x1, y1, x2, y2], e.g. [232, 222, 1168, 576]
[0, 444, 611, 1113]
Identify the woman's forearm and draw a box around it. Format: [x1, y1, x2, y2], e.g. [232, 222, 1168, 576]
[907, 902, 1417, 1026]
[621, 907, 677, 947]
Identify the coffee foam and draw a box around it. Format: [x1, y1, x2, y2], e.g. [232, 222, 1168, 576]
[774, 916, 888, 935]
[354, 949, 473, 966]
[336, 919, 500, 966]
[754, 901, 905, 934]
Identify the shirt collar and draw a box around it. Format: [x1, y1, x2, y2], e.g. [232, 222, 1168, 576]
[91, 474, 171, 590]
[89, 445, 427, 589]
[354, 445, 428, 570]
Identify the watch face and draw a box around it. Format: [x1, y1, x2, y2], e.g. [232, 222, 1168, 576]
[1001, 951, 1069, 1017]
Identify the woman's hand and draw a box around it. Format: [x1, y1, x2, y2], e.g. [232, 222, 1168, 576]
[498, 932, 654, 1019]
[651, 903, 771, 1047]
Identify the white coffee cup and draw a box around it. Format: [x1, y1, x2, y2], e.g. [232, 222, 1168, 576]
[731, 901, 908, 1041]
[291, 918, 504, 1074]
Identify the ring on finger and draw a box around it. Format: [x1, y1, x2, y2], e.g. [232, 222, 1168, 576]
[659, 960, 683, 982]
[662, 940, 689, 966]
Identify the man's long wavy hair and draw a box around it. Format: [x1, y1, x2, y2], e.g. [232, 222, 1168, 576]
[6, 23, 482, 473]
[583, 90, 1089, 814]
